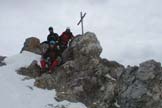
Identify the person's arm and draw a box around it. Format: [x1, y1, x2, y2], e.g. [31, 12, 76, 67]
[47, 35, 50, 42]
[42, 49, 49, 59]
[71, 32, 74, 39]
[54, 33, 59, 43]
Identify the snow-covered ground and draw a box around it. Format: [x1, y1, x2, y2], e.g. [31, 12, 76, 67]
[0, 51, 86, 108]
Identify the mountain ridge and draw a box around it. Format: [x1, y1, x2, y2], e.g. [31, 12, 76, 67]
[16, 32, 162, 108]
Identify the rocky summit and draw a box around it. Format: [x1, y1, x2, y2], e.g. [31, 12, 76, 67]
[18, 32, 162, 108]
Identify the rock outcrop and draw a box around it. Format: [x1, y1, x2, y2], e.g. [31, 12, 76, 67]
[18, 32, 162, 108]
[21, 37, 42, 54]
[117, 60, 162, 108]
[0, 56, 6, 66]
[17, 60, 41, 78]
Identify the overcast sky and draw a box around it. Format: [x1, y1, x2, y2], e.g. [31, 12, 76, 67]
[0, 0, 162, 66]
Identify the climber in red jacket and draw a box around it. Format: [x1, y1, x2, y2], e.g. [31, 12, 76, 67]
[59, 27, 74, 52]
[40, 40, 61, 74]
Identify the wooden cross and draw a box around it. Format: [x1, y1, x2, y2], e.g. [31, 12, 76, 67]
[77, 12, 87, 36]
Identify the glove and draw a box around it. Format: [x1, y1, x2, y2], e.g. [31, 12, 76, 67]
[57, 45, 60, 50]
[56, 41, 59, 44]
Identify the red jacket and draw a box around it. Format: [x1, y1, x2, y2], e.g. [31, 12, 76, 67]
[42, 45, 60, 62]
[60, 32, 74, 46]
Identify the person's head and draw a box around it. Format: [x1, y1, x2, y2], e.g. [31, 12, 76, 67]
[49, 40, 56, 48]
[49, 27, 54, 33]
[65, 27, 71, 33]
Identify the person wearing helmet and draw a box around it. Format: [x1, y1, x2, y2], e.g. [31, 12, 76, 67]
[40, 40, 61, 74]
[59, 27, 74, 52]
[47, 27, 59, 44]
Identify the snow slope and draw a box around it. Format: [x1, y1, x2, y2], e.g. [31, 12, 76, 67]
[0, 51, 86, 108]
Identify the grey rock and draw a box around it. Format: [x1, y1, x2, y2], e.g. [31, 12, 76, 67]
[117, 60, 162, 108]
[70, 32, 102, 58]
[17, 60, 41, 78]
[136, 60, 161, 81]
[34, 74, 55, 90]
[0, 56, 6, 66]
[18, 33, 162, 108]
[0, 56, 5, 61]
[19, 32, 120, 108]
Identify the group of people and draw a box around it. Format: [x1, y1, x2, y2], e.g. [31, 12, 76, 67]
[40, 27, 74, 74]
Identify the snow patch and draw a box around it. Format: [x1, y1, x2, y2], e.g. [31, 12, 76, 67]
[114, 100, 120, 108]
[0, 51, 86, 108]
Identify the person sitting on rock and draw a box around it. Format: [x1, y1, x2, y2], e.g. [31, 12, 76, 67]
[47, 27, 59, 44]
[40, 40, 61, 74]
[59, 27, 74, 52]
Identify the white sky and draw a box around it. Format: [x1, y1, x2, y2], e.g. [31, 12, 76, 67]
[0, 0, 162, 66]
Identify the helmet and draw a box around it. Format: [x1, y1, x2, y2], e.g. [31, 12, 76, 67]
[49, 40, 56, 45]
[66, 27, 70, 32]
[66, 27, 70, 30]
[49, 27, 53, 31]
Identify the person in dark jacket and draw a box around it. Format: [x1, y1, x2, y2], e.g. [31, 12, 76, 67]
[59, 27, 74, 52]
[47, 27, 59, 43]
[40, 40, 61, 74]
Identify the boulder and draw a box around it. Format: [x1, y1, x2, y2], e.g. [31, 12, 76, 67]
[17, 60, 41, 78]
[117, 60, 162, 108]
[0, 56, 6, 66]
[34, 74, 55, 90]
[0, 56, 5, 61]
[21, 37, 42, 54]
[70, 32, 102, 58]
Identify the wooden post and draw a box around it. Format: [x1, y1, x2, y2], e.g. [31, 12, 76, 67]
[77, 12, 86, 36]
[81, 12, 84, 36]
